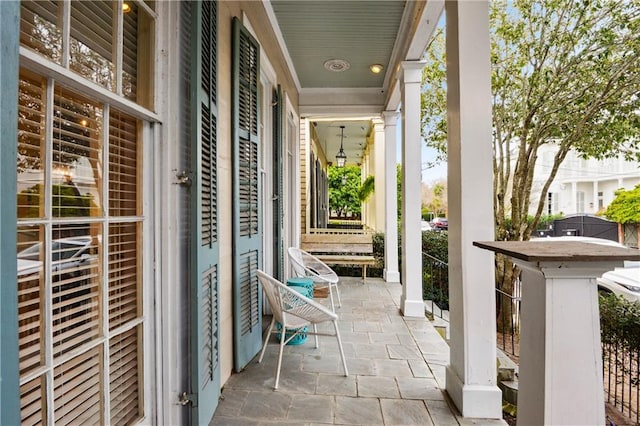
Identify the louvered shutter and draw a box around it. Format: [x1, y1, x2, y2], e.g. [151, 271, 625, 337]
[186, 1, 220, 423]
[272, 86, 284, 280]
[232, 17, 262, 372]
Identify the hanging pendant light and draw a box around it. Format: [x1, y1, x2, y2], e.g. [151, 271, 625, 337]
[335, 125, 347, 167]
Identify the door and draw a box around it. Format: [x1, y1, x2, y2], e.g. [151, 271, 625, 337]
[185, 1, 220, 423]
[232, 17, 263, 372]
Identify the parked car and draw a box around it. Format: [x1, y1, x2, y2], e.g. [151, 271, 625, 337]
[431, 217, 448, 230]
[17, 236, 95, 276]
[421, 220, 433, 231]
[532, 236, 640, 301]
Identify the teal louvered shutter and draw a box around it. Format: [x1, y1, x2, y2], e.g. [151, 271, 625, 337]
[187, 1, 220, 423]
[232, 17, 262, 372]
[272, 86, 284, 280]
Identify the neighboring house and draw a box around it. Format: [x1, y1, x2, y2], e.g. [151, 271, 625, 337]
[0, 1, 501, 425]
[531, 145, 640, 216]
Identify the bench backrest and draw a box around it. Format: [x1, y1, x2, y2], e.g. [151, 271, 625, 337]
[301, 233, 373, 254]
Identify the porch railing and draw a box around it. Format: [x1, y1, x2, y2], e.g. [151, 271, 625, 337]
[602, 340, 640, 424]
[422, 251, 449, 321]
[496, 277, 521, 359]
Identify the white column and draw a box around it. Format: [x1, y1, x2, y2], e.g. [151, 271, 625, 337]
[571, 181, 577, 214]
[373, 118, 385, 232]
[592, 181, 599, 214]
[383, 111, 400, 283]
[517, 262, 608, 425]
[400, 61, 425, 317]
[445, 0, 502, 418]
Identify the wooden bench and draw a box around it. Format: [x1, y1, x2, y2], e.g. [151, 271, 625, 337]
[301, 231, 376, 282]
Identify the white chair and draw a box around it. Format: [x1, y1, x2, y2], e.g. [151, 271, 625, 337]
[288, 247, 341, 311]
[256, 270, 348, 389]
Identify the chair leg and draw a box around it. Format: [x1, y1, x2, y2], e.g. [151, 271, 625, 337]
[274, 324, 287, 390]
[258, 317, 275, 363]
[313, 323, 319, 349]
[333, 320, 349, 377]
[328, 284, 336, 311]
[334, 281, 342, 308]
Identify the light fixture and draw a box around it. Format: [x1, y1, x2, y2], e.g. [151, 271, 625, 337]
[324, 59, 351, 72]
[122, 2, 131, 13]
[369, 64, 384, 74]
[335, 125, 347, 167]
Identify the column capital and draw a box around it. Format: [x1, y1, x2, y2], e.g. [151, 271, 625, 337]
[371, 117, 385, 130]
[400, 60, 427, 85]
[382, 110, 399, 126]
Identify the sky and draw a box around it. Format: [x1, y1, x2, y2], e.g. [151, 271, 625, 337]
[394, 118, 447, 184]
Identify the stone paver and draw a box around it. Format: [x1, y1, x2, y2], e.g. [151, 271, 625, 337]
[380, 399, 434, 425]
[357, 376, 400, 398]
[335, 396, 384, 424]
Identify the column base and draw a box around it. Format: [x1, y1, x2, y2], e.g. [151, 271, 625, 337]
[383, 269, 400, 282]
[400, 297, 425, 317]
[446, 365, 502, 419]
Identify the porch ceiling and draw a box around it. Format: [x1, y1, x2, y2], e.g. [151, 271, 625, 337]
[267, 0, 444, 163]
[269, 1, 406, 90]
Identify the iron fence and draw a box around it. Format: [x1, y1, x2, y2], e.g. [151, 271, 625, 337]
[422, 251, 449, 320]
[496, 277, 521, 359]
[602, 341, 640, 424]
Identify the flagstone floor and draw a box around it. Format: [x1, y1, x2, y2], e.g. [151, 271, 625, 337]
[211, 277, 506, 426]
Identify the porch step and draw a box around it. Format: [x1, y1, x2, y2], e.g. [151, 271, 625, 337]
[497, 348, 517, 382]
[497, 349, 518, 408]
[499, 379, 518, 407]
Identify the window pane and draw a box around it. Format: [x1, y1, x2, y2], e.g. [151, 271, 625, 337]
[20, 376, 46, 425]
[54, 346, 103, 424]
[109, 222, 140, 330]
[20, 0, 62, 63]
[17, 226, 45, 376]
[17, 71, 46, 219]
[110, 326, 142, 423]
[109, 111, 139, 216]
[52, 224, 102, 358]
[123, 2, 155, 108]
[53, 86, 103, 217]
[69, 1, 114, 90]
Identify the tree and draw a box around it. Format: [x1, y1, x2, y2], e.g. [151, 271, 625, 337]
[604, 185, 640, 224]
[421, 0, 640, 309]
[328, 165, 362, 218]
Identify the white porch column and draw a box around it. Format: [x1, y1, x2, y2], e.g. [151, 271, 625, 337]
[571, 181, 578, 214]
[373, 118, 385, 232]
[592, 181, 599, 214]
[383, 111, 400, 283]
[400, 61, 425, 317]
[445, 0, 502, 418]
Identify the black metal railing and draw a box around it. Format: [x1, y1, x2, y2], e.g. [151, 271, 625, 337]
[496, 277, 521, 359]
[602, 341, 640, 424]
[422, 252, 449, 320]
[600, 294, 640, 424]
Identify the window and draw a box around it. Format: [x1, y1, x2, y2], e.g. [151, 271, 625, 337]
[20, 0, 155, 108]
[17, 1, 153, 421]
[598, 191, 604, 210]
[546, 192, 560, 215]
[576, 191, 585, 213]
[17, 70, 145, 424]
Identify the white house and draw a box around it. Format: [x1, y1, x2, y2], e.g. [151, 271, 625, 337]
[532, 145, 640, 216]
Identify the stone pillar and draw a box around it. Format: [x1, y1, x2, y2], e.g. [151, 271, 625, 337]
[400, 61, 425, 317]
[444, 0, 502, 418]
[383, 111, 400, 283]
